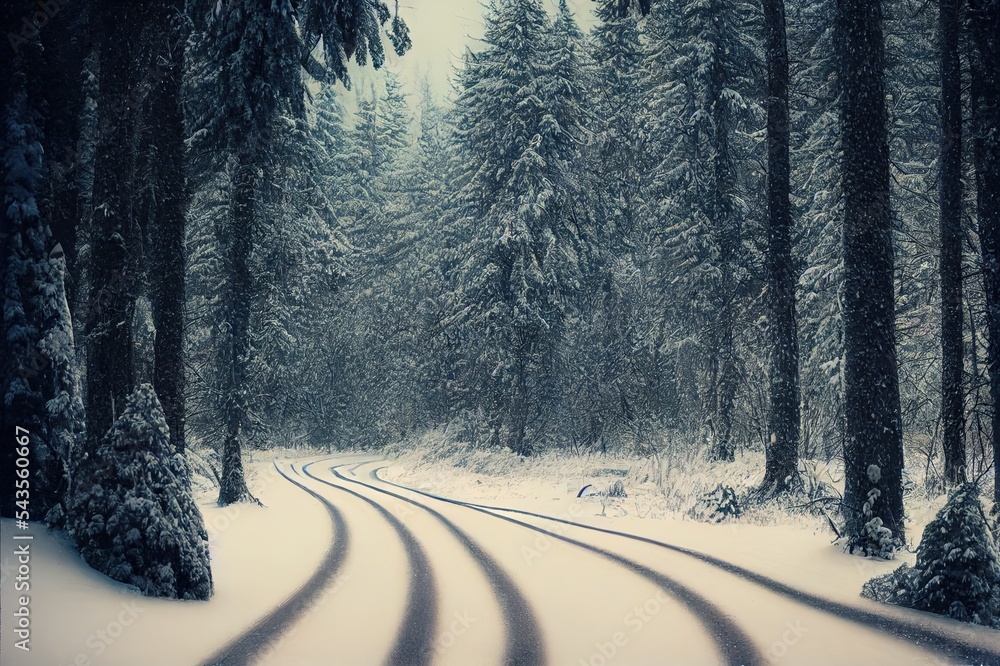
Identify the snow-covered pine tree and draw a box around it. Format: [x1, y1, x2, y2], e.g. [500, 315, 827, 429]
[35, 247, 85, 526]
[554, 0, 648, 452]
[789, 0, 845, 462]
[407, 79, 469, 428]
[344, 71, 411, 250]
[2, 33, 46, 519]
[1, 31, 82, 521]
[192, 0, 304, 505]
[251, 109, 349, 447]
[837, 0, 906, 548]
[67, 384, 213, 600]
[591, 0, 644, 246]
[639, 0, 762, 461]
[590, 0, 680, 444]
[310, 71, 426, 449]
[34, 0, 89, 314]
[907, 483, 1000, 625]
[452, 0, 586, 454]
[190, 0, 407, 502]
[884, 0, 946, 490]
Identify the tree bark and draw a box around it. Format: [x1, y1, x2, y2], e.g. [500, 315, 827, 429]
[762, 0, 800, 495]
[707, 28, 739, 463]
[939, 0, 966, 486]
[37, 4, 88, 311]
[836, 0, 905, 542]
[218, 152, 256, 506]
[148, 0, 189, 453]
[968, 0, 1000, 511]
[86, 1, 148, 449]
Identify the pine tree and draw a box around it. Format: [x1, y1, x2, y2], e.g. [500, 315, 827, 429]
[452, 0, 587, 454]
[837, 0, 906, 547]
[2, 33, 45, 520]
[790, 0, 845, 461]
[639, 0, 762, 461]
[2, 24, 82, 521]
[85, 1, 152, 453]
[193, 0, 304, 505]
[407, 79, 464, 427]
[147, 0, 191, 453]
[761, 0, 800, 494]
[909, 484, 1000, 625]
[885, 0, 948, 491]
[938, 0, 965, 486]
[967, 0, 1000, 512]
[68, 384, 213, 600]
[191, 0, 408, 503]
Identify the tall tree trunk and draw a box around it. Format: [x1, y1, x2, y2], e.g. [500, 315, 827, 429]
[218, 153, 255, 506]
[86, 1, 147, 449]
[37, 4, 88, 311]
[939, 0, 965, 486]
[148, 0, 189, 453]
[715, 325, 738, 462]
[836, 0, 906, 543]
[762, 0, 800, 495]
[968, 0, 1000, 511]
[708, 39, 739, 463]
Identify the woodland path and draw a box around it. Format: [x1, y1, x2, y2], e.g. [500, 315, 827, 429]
[204, 456, 1000, 666]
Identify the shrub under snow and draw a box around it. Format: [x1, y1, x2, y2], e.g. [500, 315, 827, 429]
[68, 384, 213, 600]
[861, 483, 1000, 627]
[688, 484, 742, 523]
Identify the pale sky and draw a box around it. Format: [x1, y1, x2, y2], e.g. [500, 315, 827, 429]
[346, 0, 598, 104]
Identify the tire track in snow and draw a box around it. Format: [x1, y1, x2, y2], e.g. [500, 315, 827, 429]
[201, 462, 350, 666]
[299, 461, 439, 666]
[380, 472, 1000, 666]
[309, 461, 547, 666]
[340, 462, 761, 666]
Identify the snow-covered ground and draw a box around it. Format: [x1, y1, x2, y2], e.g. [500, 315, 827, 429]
[378, 439, 918, 607]
[2, 444, 998, 665]
[0, 454, 336, 666]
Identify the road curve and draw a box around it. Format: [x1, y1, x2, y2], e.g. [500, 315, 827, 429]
[298, 461, 439, 666]
[201, 462, 350, 666]
[309, 461, 546, 666]
[346, 463, 763, 666]
[378, 470, 1000, 666]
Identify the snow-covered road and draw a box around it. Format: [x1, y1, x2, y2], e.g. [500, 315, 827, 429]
[4, 454, 1000, 665]
[208, 457, 1000, 666]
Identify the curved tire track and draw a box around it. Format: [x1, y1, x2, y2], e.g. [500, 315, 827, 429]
[380, 471, 1000, 666]
[201, 462, 350, 666]
[310, 461, 546, 666]
[298, 461, 439, 666]
[346, 462, 760, 666]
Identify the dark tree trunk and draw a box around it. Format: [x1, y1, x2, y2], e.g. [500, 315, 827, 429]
[939, 0, 965, 486]
[148, 0, 189, 453]
[37, 4, 89, 311]
[836, 0, 905, 542]
[715, 327, 738, 462]
[85, 1, 148, 449]
[762, 0, 800, 495]
[968, 0, 1000, 511]
[218, 153, 256, 506]
[707, 42, 739, 464]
